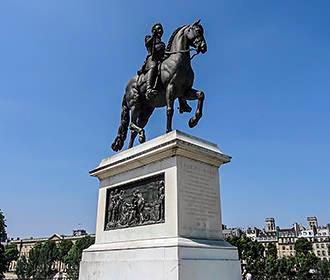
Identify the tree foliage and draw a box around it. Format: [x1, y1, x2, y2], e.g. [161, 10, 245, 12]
[4, 243, 19, 268]
[0, 210, 19, 279]
[15, 241, 59, 280]
[0, 244, 6, 280]
[0, 210, 7, 280]
[57, 239, 73, 262]
[295, 238, 313, 256]
[15, 235, 94, 280]
[64, 236, 95, 279]
[227, 235, 330, 279]
[0, 210, 6, 243]
[266, 243, 277, 259]
[227, 235, 265, 275]
[15, 256, 30, 280]
[316, 259, 330, 279]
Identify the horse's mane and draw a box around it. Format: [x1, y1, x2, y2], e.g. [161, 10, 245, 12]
[166, 25, 187, 52]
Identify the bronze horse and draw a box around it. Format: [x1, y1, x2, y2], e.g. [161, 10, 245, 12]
[112, 20, 207, 151]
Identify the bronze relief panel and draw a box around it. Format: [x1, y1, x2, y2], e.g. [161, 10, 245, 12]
[104, 173, 165, 230]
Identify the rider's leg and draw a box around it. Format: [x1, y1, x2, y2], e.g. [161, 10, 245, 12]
[146, 66, 158, 100]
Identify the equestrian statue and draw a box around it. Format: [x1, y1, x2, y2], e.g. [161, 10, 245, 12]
[112, 20, 207, 152]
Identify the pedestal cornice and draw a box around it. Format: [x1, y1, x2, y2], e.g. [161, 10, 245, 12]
[90, 130, 231, 180]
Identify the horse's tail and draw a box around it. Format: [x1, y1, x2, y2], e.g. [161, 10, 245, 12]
[111, 94, 130, 151]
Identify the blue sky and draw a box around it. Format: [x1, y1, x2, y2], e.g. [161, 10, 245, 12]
[0, 0, 329, 238]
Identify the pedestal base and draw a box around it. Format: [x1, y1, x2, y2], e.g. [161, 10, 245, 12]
[80, 131, 241, 280]
[79, 238, 241, 280]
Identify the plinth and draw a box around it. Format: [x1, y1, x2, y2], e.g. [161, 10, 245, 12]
[79, 130, 241, 280]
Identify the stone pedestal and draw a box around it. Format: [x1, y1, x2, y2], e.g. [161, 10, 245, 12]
[79, 130, 241, 280]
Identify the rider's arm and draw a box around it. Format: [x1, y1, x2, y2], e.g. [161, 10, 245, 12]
[145, 35, 153, 48]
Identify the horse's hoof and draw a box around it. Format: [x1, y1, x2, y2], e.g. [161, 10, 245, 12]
[166, 129, 172, 133]
[189, 118, 197, 128]
[179, 102, 192, 114]
[111, 138, 123, 152]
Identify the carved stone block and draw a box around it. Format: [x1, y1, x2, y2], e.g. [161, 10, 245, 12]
[104, 173, 165, 230]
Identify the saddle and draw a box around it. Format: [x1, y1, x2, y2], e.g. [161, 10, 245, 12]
[137, 63, 162, 90]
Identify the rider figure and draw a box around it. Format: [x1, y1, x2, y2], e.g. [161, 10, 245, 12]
[143, 23, 165, 101]
[140, 23, 192, 113]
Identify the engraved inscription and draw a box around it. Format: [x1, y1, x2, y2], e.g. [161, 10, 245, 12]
[104, 174, 165, 230]
[180, 160, 220, 235]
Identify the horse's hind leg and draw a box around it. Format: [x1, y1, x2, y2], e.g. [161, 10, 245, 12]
[185, 88, 205, 128]
[128, 106, 138, 148]
[165, 84, 175, 133]
[137, 107, 154, 143]
[128, 131, 138, 148]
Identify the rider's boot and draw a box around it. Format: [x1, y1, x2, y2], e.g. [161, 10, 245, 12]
[145, 67, 158, 101]
[178, 98, 192, 114]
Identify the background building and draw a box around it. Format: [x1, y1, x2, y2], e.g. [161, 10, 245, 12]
[224, 216, 330, 260]
[6, 229, 95, 279]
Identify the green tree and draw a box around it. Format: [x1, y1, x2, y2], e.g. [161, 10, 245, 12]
[37, 240, 59, 279]
[295, 251, 319, 278]
[266, 243, 277, 259]
[264, 243, 278, 277]
[16, 240, 59, 280]
[0, 210, 7, 280]
[25, 242, 42, 279]
[295, 238, 313, 256]
[227, 235, 265, 276]
[15, 256, 30, 280]
[276, 256, 297, 278]
[226, 236, 241, 257]
[0, 245, 6, 280]
[4, 243, 19, 269]
[0, 211, 19, 279]
[264, 254, 278, 277]
[0, 210, 6, 243]
[64, 236, 95, 280]
[57, 239, 73, 262]
[316, 259, 330, 279]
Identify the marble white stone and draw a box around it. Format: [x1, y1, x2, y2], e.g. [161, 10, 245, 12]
[79, 130, 241, 280]
[80, 238, 241, 280]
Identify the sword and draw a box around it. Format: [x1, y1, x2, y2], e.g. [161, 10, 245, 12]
[151, 32, 156, 61]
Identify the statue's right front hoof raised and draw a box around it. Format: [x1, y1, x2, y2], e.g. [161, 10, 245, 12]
[179, 103, 192, 114]
[188, 118, 198, 128]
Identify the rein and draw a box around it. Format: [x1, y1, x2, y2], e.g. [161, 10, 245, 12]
[165, 48, 199, 60]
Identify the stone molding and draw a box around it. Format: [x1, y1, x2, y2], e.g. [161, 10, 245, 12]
[90, 130, 231, 180]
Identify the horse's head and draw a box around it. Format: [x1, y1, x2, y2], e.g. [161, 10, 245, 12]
[185, 20, 207, 54]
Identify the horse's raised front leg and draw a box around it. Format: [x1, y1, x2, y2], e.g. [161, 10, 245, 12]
[185, 88, 205, 128]
[166, 83, 175, 133]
